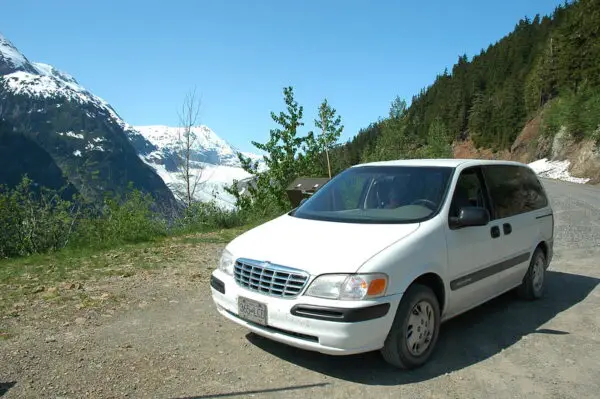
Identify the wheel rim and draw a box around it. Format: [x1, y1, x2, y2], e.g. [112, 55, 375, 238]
[406, 300, 435, 356]
[532, 254, 545, 292]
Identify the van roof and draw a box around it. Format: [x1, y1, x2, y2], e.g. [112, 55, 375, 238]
[354, 158, 528, 169]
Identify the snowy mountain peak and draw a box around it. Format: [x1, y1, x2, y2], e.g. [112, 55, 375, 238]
[0, 33, 38, 75]
[32, 62, 80, 86]
[133, 124, 262, 168]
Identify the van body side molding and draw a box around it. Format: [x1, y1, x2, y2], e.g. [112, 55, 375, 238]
[450, 252, 531, 291]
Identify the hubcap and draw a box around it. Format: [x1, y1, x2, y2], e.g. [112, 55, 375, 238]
[532, 255, 545, 292]
[406, 300, 435, 356]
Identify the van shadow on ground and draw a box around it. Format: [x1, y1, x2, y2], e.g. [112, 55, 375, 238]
[0, 382, 16, 397]
[246, 270, 599, 385]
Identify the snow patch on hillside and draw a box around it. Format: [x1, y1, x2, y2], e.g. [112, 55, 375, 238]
[529, 158, 591, 184]
[58, 131, 84, 139]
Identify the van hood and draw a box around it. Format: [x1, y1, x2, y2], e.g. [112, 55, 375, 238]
[226, 213, 419, 276]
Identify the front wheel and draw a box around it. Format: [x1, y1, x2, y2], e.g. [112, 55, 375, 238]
[380, 284, 441, 369]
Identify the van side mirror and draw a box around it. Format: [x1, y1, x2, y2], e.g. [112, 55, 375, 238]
[449, 206, 490, 229]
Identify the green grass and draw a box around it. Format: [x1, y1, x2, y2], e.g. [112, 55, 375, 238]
[0, 221, 262, 312]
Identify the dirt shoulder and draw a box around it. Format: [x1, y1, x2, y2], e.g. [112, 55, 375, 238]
[1, 183, 600, 399]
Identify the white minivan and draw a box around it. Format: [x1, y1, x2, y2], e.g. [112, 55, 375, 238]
[210, 159, 554, 369]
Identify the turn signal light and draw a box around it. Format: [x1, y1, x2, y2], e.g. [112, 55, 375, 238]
[367, 278, 387, 296]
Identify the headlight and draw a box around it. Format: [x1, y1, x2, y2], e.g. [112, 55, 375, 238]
[218, 249, 235, 276]
[305, 273, 388, 300]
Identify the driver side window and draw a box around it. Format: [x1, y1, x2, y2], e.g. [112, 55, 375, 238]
[449, 168, 489, 218]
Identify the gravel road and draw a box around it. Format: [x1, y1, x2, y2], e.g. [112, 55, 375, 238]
[1, 178, 599, 399]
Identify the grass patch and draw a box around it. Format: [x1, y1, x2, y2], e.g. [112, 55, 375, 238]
[0, 221, 263, 312]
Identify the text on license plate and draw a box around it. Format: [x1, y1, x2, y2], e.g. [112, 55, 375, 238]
[238, 296, 268, 326]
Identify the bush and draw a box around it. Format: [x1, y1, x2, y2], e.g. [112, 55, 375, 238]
[71, 188, 168, 249]
[0, 177, 80, 258]
[173, 200, 245, 234]
[542, 85, 600, 143]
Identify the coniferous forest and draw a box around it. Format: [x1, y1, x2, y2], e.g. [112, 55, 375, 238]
[328, 0, 600, 173]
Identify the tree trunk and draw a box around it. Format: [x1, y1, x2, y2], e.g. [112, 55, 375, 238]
[325, 147, 332, 179]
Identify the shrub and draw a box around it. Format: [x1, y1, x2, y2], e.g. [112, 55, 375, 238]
[71, 188, 168, 249]
[174, 200, 245, 234]
[0, 177, 80, 258]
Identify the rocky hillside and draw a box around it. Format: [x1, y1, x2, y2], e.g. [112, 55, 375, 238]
[0, 33, 179, 214]
[452, 106, 600, 184]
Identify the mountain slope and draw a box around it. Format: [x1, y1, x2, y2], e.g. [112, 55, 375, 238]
[0, 33, 179, 214]
[332, 0, 600, 183]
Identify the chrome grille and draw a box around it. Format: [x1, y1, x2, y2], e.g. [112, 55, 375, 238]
[233, 258, 309, 298]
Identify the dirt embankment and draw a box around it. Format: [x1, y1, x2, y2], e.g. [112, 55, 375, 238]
[452, 113, 600, 184]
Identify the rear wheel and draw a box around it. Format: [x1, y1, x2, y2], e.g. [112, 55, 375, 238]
[380, 284, 441, 369]
[517, 247, 546, 300]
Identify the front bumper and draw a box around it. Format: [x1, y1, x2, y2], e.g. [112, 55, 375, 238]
[210, 269, 403, 355]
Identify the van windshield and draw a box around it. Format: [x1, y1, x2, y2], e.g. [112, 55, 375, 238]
[291, 165, 454, 224]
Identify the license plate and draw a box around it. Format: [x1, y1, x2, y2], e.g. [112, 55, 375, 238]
[238, 296, 268, 326]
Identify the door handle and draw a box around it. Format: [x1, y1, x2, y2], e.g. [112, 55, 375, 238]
[503, 223, 512, 235]
[491, 226, 500, 238]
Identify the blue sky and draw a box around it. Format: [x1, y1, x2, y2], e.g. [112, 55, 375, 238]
[1, 0, 564, 153]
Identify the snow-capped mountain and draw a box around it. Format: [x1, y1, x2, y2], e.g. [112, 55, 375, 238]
[0, 33, 178, 213]
[129, 125, 264, 209]
[1, 32, 261, 211]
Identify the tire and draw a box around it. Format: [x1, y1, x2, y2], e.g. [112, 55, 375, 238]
[517, 247, 546, 300]
[380, 284, 441, 369]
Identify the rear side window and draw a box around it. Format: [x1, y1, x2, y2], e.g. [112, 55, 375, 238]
[483, 165, 548, 219]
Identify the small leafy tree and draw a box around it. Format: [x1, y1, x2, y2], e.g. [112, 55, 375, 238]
[314, 99, 344, 179]
[226, 86, 320, 215]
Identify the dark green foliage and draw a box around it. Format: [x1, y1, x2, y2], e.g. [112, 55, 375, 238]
[334, 0, 600, 166]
